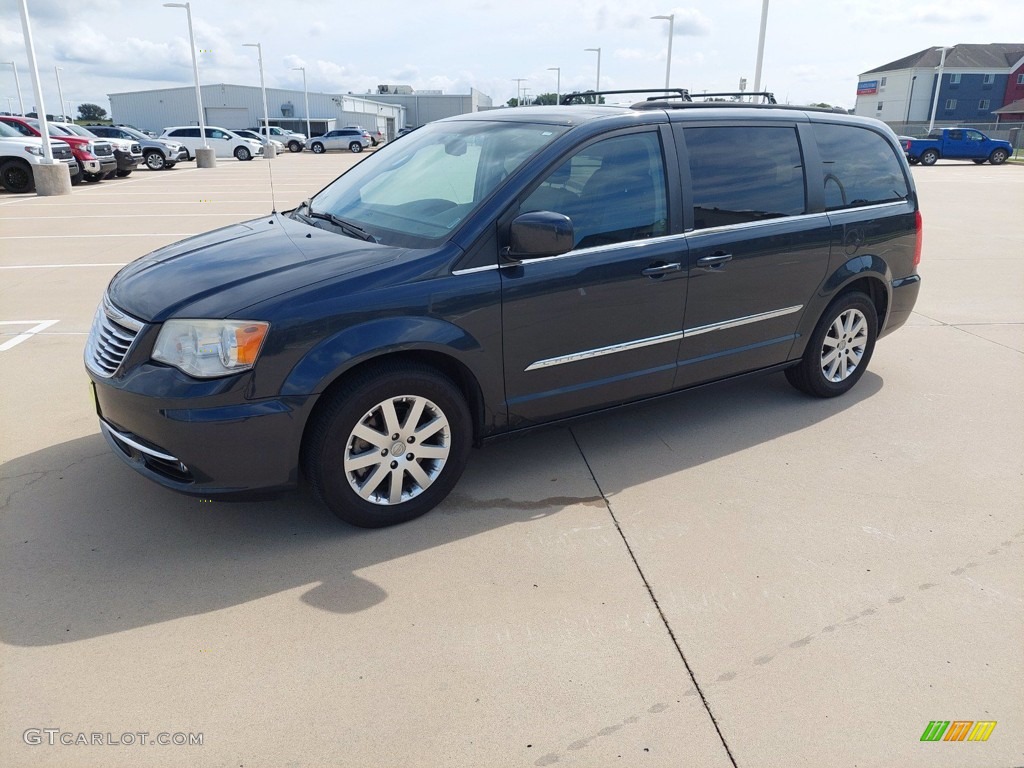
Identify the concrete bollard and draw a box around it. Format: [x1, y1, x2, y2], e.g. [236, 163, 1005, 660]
[264, 143, 277, 159]
[34, 163, 73, 196]
[196, 148, 217, 168]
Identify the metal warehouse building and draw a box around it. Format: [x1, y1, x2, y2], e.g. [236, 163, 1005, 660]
[108, 83, 407, 140]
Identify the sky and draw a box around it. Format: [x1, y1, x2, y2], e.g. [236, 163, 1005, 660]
[2, 0, 1023, 117]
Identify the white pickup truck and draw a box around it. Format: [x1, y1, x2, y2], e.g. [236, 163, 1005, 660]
[0, 121, 79, 193]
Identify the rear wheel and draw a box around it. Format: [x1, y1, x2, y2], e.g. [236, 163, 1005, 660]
[349, 142, 363, 153]
[989, 148, 1008, 165]
[785, 292, 877, 398]
[0, 159, 34, 193]
[303, 363, 472, 528]
[920, 149, 939, 166]
[288, 140, 303, 152]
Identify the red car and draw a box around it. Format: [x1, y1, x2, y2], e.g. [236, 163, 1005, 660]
[0, 116, 117, 183]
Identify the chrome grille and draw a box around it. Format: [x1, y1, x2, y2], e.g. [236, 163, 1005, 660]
[94, 142, 114, 157]
[85, 296, 144, 378]
[130, 142, 141, 154]
[54, 145, 73, 160]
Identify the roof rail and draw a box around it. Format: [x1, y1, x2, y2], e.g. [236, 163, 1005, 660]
[679, 91, 777, 104]
[560, 88, 691, 105]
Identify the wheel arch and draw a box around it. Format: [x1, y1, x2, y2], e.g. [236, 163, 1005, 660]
[792, 258, 892, 359]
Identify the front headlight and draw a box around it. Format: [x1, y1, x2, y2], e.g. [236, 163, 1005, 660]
[24, 145, 43, 156]
[152, 319, 269, 378]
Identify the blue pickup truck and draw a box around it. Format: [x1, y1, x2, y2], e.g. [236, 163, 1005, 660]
[900, 128, 1012, 166]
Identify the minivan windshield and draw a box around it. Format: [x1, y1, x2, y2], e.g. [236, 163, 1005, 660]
[307, 120, 569, 248]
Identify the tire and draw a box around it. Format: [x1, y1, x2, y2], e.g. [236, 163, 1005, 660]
[144, 151, 166, 170]
[785, 291, 878, 398]
[0, 159, 34, 194]
[234, 146, 252, 161]
[115, 169, 132, 177]
[83, 172, 103, 182]
[989, 148, 1008, 165]
[972, 159, 986, 165]
[303, 363, 472, 528]
[288, 140, 303, 153]
[920, 149, 939, 166]
[349, 142, 363, 153]
[311, 142, 325, 154]
[908, 158, 920, 165]
[70, 166, 83, 185]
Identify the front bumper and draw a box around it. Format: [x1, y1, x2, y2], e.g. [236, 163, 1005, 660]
[114, 149, 141, 172]
[81, 156, 118, 175]
[89, 367, 316, 496]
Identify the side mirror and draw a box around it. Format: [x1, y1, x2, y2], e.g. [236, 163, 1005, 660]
[506, 211, 574, 260]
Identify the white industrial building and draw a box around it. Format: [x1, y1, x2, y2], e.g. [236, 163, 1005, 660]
[370, 85, 493, 128]
[108, 83, 407, 140]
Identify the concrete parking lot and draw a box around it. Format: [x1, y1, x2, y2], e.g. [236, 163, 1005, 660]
[1, 153, 1022, 768]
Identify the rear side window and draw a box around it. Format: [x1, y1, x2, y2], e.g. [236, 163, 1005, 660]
[811, 123, 909, 211]
[684, 126, 805, 230]
[171, 128, 200, 138]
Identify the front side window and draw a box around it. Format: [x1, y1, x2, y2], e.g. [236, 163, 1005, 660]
[811, 123, 908, 211]
[207, 129, 228, 140]
[519, 131, 668, 250]
[311, 120, 569, 247]
[684, 126, 805, 229]
[966, 130, 984, 141]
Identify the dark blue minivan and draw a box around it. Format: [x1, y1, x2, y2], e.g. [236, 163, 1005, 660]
[86, 101, 922, 527]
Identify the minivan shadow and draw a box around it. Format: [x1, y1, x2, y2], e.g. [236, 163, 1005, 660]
[0, 370, 881, 647]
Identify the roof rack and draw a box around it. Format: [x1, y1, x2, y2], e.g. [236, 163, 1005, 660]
[559, 88, 691, 105]
[675, 91, 777, 104]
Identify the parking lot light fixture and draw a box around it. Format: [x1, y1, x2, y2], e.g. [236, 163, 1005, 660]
[243, 43, 271, 143]
[292, 66, 310, 139]
[651, 14, 674, 91]
[163, 2, 208, 149]
[7, 61, 25, 115]
[585, 48, 601, 93]
[547, 67, 560, 105]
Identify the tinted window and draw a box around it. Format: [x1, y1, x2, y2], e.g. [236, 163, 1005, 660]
[207, 129, 229, 139]
[684, 126, 805, 230]
[520, 131, 668, 250]
[2, 119, 33, 137]
[171, 128, 200, 138]
[811, 123, 909, 211]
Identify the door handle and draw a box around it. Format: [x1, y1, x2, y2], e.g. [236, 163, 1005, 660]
[641, 262, 681, 277]
[696, 253, 733, 268]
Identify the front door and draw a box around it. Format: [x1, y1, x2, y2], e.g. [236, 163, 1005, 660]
[500, 128, 688, 427]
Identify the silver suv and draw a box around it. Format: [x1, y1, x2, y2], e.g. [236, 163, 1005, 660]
[86, 125, 188, 170]
[306, 128, 371, 154]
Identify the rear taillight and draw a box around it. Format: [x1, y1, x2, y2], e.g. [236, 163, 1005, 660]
[913, 210, 923, 267]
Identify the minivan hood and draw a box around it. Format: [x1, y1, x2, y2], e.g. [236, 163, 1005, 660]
[107, 213, 402, 322]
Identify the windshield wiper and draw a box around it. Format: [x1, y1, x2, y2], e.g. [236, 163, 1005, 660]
[297, 201, 376, 243]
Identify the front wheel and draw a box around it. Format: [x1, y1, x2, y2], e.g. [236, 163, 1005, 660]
[920, 149, 939, 166]
[311, 142, 325, 154]
[989, 148, 1008, 165]
[349, 142, 363, 153]
[0, 159, 34, 193]
[785, 292, 878, 398]
[288, 140, 303, 152]
[303, 363, 472, 528]
[144, 151, 166, 170]
[234, 146, 252, 161]
[83, 172, 103, 182]
[115, 169, 132, 177]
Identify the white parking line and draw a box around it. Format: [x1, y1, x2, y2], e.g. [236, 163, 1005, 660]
[0, 320, 60, 351]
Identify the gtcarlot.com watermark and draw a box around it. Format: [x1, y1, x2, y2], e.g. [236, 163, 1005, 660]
[23, 729, 203, 747]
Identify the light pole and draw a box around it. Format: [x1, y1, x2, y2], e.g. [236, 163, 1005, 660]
[753, 0, 770, 96]
[512, 78, 526, 106]
[292, 66, 310, 138]
[163, 3, 208, 150]
[651, 14, 675, 90]
[243, 42, 271, 154]
[7, 61, 25, 115]
[54, 66, 67, 121]
[547, 67, 560, 105]
[522, 88, 531, 106]
[927, 46, 950, 133]
[585, 48, 601, 93]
